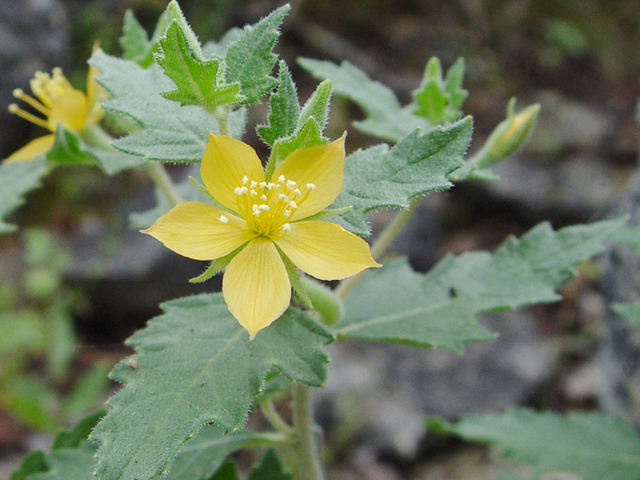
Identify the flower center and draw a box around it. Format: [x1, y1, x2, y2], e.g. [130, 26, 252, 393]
[8, 68, 88, 132]
[226, 174, 315, 239]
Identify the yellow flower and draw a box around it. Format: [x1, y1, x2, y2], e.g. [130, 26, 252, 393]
[143, 134, 380, 338]
[6, 66, 105, 162]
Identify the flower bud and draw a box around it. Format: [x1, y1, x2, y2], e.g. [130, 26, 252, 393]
[474, 98, 540, 168]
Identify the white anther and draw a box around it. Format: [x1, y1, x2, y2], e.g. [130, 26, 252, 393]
[219, 215, 229, 224]
[278, 193, 289, 200]
[242, 175, 249, 185]
[249, 189, 257, 196]
[286, 180, 297, 189]
[234, 186, 248, 195]
[306, 183, 316, 190]
[289, 200, 298, 209]
[259, 182, 267, 188]
[261, 194, 267, 201]
[284, 210, 291, 217]
[293, 188, 301, 196]
[252, 205, 261, 216]
[277, 175, 285, 183]
[267, 182, 277, 190]
[282, 223, 291, 232]
[258, 204, 270, 212]
[250, 181, 257, 188]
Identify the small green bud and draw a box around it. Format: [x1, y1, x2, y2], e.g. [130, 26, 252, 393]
[300, 276, 344, 326]
[474, 98, 540, 168]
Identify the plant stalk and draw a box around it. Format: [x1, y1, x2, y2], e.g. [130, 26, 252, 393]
[292, 383, 324, 480]
[145, 162, 182, 207]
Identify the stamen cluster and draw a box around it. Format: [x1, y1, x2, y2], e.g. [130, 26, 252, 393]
[227, 174, 316, 238]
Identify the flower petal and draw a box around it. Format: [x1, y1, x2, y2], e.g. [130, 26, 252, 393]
[201, 134, 265, 213]
[142, 201, 247, 261]
[223, 237, 291, 338]
[272, 136, 345, 221]
[275, 221, 380, 280]
[5, 134, 56, 162]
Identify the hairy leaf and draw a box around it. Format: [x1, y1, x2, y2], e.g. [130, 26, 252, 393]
[336, 218, 624, 351]
[10, 411, 103, 480]
[90, 50, 245, 162]
[92, 293, 333, 480]
[119, 10, 150, 62]
[412, 57, 467, 124]
[332, 118, 472, 235]
[156, 22, 243, 110]
[0, 157, 49, 234]
[257, 62, 300, 146]
[298, 58, 431, 142]
[224, 5, 289, 104]
[430, 407, 640, 480]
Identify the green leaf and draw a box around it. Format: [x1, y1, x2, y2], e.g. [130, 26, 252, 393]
[165, 426, 259, 480]
[612, 302, 640, 328]
[224, 5, 290, 104]
[90, 50, 246, 162]
[202, 28, 243, 59]
[119, 10, 150, 62]
[85, 147, 147, 175]
[335, 218, 624, 351]
[247, 450, 291, 480]
[332, 118, 472, 235]
[257, 62, 300, 146]
[0, 157, 49, 234]
[156, 21, 243, 110]
[433, 407, 640, 480]
[613, 223, 640, 257]
[212, 463, 238, 480]
[163, 0, 202, 57]
[412, 57, 468, 124]
[43, 126, 96, 165]
[444, 58, 468, 111]
[10, 412, 103, 480]
[298, 58, 431, 142]
[91, 293, 334, 480]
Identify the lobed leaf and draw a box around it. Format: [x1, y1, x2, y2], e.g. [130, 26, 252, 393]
[257, 62, 300, 146]
[298, 58, 431, 142]
[0, 157, 49, 234]
[156, 22, 243, 110]
[90, 50, 246, 162]
[332, 117, 472, 235]
[335, 218, 624, 351]
[429, 407, 640, 480]
[224, 5, 290, 104]
[91, 293, 333, 480]
[10, 411, 103, 480]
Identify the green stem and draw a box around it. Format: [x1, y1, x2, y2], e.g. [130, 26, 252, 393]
[334, 197, 421, 299]
[81, 125, 182, 208]
[292, 383, 324, 480]
[145, 162, 182, 207]
[214, 105, 230, 136]
[260, 397, 295, 437]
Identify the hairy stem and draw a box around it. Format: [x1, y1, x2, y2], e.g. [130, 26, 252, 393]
[292, 383, 324, 480]
[214, 105, 230, 136]
[145, 162, 182, 207]
[334, 197, 421, 299]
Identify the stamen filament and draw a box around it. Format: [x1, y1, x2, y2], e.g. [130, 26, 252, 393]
[12, 89, 50, 115]
[8, 104, 49, 129]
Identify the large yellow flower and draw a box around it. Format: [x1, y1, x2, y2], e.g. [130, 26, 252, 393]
[6, 66, 104, 162]
[143, 133, 379, 338]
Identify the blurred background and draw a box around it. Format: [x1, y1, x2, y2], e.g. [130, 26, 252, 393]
[1, 0, 639, 478]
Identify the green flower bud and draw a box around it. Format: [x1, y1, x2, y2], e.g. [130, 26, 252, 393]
[300, 276, 344, 326]
[473, 98, 540, 168]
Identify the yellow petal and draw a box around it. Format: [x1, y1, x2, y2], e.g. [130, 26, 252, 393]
[223, 237, 291, 338]
[5, 134, 55, 162]
[272, 136, 345, 221]
[142, 201, 248, 261]
[275, 221, 380, 280]
[201, 134, 265, 213]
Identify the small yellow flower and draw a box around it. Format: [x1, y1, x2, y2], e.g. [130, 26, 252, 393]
[6, 66, 105, 162]
[143, 133, 380, 338]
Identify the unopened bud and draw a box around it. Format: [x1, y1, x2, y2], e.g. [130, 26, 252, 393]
[474, 98, 540, 168]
